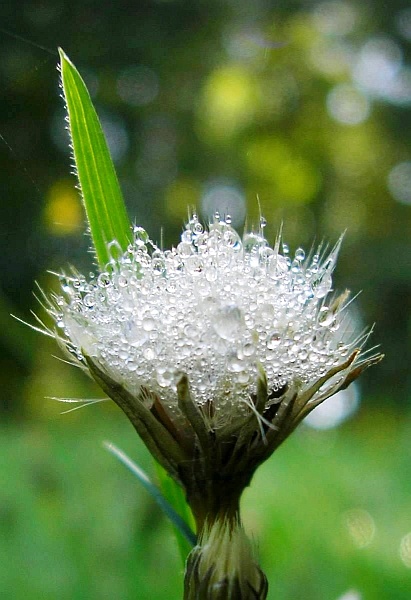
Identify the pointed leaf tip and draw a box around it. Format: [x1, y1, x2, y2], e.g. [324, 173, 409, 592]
[59, 50, 132, 268]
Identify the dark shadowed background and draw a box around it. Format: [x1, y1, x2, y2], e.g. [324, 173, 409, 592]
[0, 1, 410, 599]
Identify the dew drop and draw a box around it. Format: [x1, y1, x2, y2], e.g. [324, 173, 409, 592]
[213, 305, 243, 341]
[83, 293, 96, 308]
[313, 275, 332, 298]
[134, 226, 149, 244]
[143, 347, 156, 360]
[318, 307, 335, 327]
[177, 241, 193, 257]
[267, 332, 282, 349]
[142, 317, 156, 332]
[97, 273, 111, 288]
[117, 275, 128, 287]
[181, 230, 192, 243]
[295, 248, 305, 261]
[227, 354, 245, 373]
[223, 228, 242, 251]
[152, 257, 165, 275]
[242, 342, 255, 357]
[205, 266, 217, 282]
[236, 371, 250, 384]
[157, 368, 180, 388]
[186, 255, 203, 275]
[107, 240, 123, 262]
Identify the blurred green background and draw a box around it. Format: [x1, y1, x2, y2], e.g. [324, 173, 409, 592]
[1, 1, 410, 598]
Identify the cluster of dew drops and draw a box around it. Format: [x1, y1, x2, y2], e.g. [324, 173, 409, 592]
[54, 212, 354, 417]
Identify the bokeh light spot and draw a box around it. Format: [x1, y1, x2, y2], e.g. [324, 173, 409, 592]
[399, 532, 411, 568]
[305, 383, 360, 430]
[116, 66, 159, 107]
[336, 591, 362, 600]
[353, 37, 402, 100]
[343, 508, 376, 548]
[44, 180, 82, 235]
[197, 65, 257, 141]
[387, 162, 411, 205]
[100, 112, 129, 163]
[327, 84, 370, 126]
[312, 1, 358, 36]
[200, 180, 246, 227]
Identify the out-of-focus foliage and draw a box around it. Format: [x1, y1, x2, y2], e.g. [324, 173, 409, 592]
[0, 1, 410, 598]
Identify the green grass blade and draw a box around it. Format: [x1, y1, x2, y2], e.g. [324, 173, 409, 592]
[104, 442, 196, 550]
[58, 48, 131, 267]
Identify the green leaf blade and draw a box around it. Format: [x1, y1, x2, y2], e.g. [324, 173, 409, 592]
[59, 48, 131, 267]
[104, 442, 196, 557]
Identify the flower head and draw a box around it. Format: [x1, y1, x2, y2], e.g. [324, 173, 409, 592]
[54, 215, 374, 409]
[47, 214, 381, 528]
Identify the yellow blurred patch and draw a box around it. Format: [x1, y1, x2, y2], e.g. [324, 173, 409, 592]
[329, 126, 387, 179]
[44, 180, 82, 235]
[245, 137, 321, 204]
[165, 177, 200, 222]
[197, 65, 259, 142]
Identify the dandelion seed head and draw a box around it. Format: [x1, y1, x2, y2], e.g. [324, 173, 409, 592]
[50, 214, 360, 420]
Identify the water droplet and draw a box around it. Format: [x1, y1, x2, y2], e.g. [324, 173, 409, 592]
[213, 305, 243, 341]
[243, 232, 266, 255]
[267, 332, 281, 349]
[143, 347, 156, 360]
[242, 342, 255, 356]
[142, 317, 156, 332]
[259, 303, 275, 321]
[177, 241, 193, 257]
[107, 240, 123, 263]
[259, 246, 274, 262]
[295, 248, 305, 261]
[134, 226, 149, 243]
[156, 368, 180, 388]
[186, 255, 203, 275]
[236, 371, 250, 384]
[227, 353, 245, 373]
[83, 293, 96, 308]
[205, 266, 217, 282]
[313, 275, 332, 298]
[97, 273, 111, 288]
[152, 257, 165, 275]
[181, 230, 192, 243]
[223, 228, 242, 251]
[117, 275, 128, 287]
